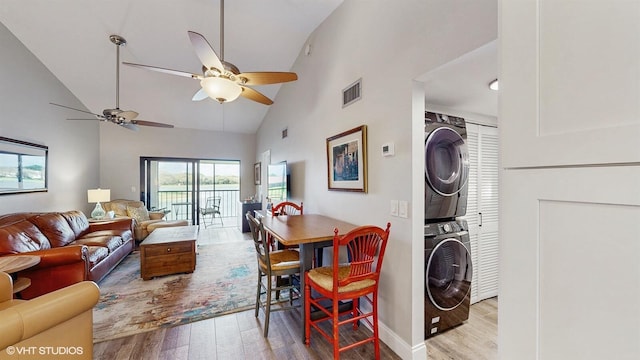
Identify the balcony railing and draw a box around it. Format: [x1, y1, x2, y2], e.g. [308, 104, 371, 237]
[154, 189, 240, 224]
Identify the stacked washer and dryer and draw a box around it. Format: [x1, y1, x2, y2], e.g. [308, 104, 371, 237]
[423, 111, 473, 339]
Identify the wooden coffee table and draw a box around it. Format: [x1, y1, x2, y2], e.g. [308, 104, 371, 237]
[139, 225, 198, 280]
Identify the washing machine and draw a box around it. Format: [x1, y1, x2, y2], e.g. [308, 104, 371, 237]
[424, 111, 469, 222]
[424, 218, 472, 339]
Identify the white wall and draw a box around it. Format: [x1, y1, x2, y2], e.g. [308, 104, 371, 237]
[0, 22, 100, 215]
[99, 124, 256, 201]
[256, 0, 497, 357]
[500, 1, 640, 359]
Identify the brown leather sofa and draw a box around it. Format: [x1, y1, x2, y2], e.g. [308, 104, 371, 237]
[103, 199, 188, 241]
[0, 210, 134, 299]
[0, 272, 99, 360]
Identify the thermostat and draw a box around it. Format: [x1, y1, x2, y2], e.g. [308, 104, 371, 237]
[382, 142, 395, 157]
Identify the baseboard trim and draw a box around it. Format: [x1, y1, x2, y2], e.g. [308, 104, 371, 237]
[357, 297, 426, 359]
[378, 320, 427, 360]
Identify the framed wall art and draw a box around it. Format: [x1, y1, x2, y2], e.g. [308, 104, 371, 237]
[326, 125, 367, 192]
[0, 136, 48, 195]
[254, 162, 261, 185]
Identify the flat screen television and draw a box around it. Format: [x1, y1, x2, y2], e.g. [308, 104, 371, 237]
[267, 161, 289, 202]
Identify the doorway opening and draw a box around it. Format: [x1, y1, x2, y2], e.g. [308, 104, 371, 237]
[140, 157, 240, 226]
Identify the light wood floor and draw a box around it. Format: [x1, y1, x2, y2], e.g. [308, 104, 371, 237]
[94, 226, 498, 359]
[93, 302, 403, 360]
[426, 297, 498, 360]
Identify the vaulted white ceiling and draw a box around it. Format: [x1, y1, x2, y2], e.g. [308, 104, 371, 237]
[0, 0, 343, 133]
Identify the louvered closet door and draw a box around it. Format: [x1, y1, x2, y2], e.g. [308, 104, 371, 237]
[465, 128, 480, 303]
[463, 123, 499, 304]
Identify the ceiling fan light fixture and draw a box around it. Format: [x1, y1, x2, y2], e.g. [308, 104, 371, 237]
[200, 76, 242, 103]
[489, 79, 499, 91]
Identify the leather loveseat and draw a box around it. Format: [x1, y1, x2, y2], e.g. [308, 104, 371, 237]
[0, 272, 99, 360]
[0, 210, 134, 299]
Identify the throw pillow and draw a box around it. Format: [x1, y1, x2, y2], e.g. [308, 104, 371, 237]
[109, 202, 129, 217]
[126, 205, 150, 223]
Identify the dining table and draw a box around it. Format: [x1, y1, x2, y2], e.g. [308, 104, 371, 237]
[260, 213, 359, 340]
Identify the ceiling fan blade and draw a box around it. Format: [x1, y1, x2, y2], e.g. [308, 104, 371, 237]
[131, 120, 174, 128]
[50, 102, 102, 117]
[239, 86, 273, 105]
[67, 118, 102, 121]
[192, 88, 208, 101]
[123, 62, 202, 80]
[188, 31, 225, 72]
[238, 72, 298, 85]
[118, 110, 139, 121]
[120, 123, 139, 131]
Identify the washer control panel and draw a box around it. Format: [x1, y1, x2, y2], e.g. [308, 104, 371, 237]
[424, 219, 468, 237]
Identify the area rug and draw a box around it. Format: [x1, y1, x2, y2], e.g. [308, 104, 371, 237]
[93, 240, 257, 343]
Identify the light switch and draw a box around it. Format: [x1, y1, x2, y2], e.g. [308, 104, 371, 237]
[390, 200, 399, 217]
[398, 200, 408, 218]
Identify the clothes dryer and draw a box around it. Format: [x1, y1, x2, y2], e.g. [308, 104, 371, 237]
[424, 219, 472, 339]
[424, 111, 469, 222]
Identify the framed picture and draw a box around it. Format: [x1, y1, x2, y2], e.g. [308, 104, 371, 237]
[254, 162, 261, 185]
[326, 125, 367, 192]
[0, 136, 48, 195]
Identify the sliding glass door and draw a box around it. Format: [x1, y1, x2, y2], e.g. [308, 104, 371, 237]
[140, 157, 240, 226]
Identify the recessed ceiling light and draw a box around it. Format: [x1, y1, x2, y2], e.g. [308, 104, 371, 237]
[489, 79, 499, 91]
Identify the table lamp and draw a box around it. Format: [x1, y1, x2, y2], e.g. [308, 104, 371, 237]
[88, 188, 111, 219]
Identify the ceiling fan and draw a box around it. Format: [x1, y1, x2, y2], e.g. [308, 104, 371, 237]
[123, 0, 297, 105]
[50, 35, 174, 131]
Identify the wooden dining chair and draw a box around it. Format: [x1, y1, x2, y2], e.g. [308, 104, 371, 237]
[246, 212, 301, 337]
[271, 201, 303, 216]
[304, 222, 391, 359]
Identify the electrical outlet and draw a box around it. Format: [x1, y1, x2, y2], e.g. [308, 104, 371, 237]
[398, 200, 408, 218]
[390, 200, 399, 217]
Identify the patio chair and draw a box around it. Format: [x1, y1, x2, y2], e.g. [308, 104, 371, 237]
[199, 197, 223, 227]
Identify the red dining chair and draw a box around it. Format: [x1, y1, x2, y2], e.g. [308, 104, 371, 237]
[269, 201, 303, 249]
[304, 223, 391, 359]
[271, 201, 303, 216]
[270, 201, 304, 297]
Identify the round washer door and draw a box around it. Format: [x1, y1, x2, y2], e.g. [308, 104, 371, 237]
[426, 238, 472, 311]
[425, 127, 469, 196]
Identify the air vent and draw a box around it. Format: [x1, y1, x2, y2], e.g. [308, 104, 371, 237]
[342, 78, 362, 108]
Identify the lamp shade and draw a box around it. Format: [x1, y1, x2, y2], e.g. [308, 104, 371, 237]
[200, 77, 242, 103]
[87, 189, 111, 203]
